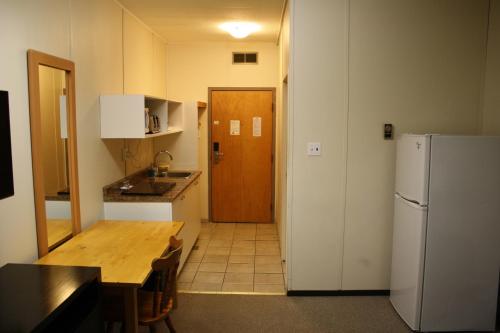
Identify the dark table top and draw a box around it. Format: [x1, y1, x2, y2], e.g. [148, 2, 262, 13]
[0, 263, 101, 333]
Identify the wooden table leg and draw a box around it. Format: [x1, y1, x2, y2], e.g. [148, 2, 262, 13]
[123, 287, 138, 333]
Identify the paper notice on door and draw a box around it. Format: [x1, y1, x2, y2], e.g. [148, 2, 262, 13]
[253, 117, 262, 137]
[230, 120, 240, 135]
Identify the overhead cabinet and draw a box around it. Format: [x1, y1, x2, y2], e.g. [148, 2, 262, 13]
[100, 95, 183, 138]
[123, 11, 167, 99]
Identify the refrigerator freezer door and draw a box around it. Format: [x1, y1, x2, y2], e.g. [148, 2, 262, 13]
[421, 136, 500, 332]
[390, 194, 428, 331]
[395, 134, 431, 205]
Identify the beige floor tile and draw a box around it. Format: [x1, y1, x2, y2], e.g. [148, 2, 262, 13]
[254, 273, 284, 285]
[215, 222, 236, 228]
[235, 224, 256, 230]
[256, 224, 276, 230]
[226, 263, 254, 273]
[193, 272, 225, 284]
[230, 247, 255, 255]
[229, 255, 255, 264]
[256, 234, 279, 241]
[195, 239, 210, 247]
[181, 262, 200, 273]
[206, 247, 231, 255]
[233, 233, 256, 241]
[255, 263, 282, 274]
[208, 239, 233, 247]
[255, 247, 280, 256]
[191, 282, 222, 292]
[187, 252, 204, 263]
[256, 240, 280, 248]
[224, 272, 254, 284]
[202, 255, 229, 264]
[254, 284, 285, 293]
[234, 229, 256, 234]
[255, 256, 282, 264]
[189, 246, 207, 257]
[178, 270, 197, 283]
[211, 233, 234, 240]
[198, 262, 227, 273]
[201, 222, 216, 230]
[198, 231, 212, 240]
[232, 240, 255, 248]
[177, 282, 191, 291]
[222, 283, 254, 292]
[256, 229, 278, 235]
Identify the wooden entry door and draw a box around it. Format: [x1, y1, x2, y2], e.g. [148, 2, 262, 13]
[210, 90, 274, 223]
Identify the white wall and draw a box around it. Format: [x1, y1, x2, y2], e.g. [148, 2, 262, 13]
[287, 0, 489, 290]
[482, 0, 500, 134]
[343, 0, 489, 290]
[70, 0, 125, 229]
[165, 42, 279, 220]
[288, 0, 349, 290]
[0, 0, 71, 265]
[0, 0, 131, 265]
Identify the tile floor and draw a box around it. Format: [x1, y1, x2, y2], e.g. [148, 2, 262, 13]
[177, 222, 286, 294]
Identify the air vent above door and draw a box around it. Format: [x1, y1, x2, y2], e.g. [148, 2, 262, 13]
[232, 52, 258, 64]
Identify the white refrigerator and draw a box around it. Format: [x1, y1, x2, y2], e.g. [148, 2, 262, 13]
[390, 134, 500, 332]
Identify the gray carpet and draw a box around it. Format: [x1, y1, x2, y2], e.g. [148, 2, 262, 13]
[139, 294, 412, 332]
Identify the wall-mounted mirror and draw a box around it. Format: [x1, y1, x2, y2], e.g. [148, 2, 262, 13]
[27, 50, 81, 257]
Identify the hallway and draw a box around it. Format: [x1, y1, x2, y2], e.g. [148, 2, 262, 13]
[177, 222, 286, 294]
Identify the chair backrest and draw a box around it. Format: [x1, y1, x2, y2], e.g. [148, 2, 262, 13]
[150, 236, 183, 317]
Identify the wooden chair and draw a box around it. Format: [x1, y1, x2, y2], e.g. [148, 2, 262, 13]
[103, 236, 183, 333]
[138, 236, 183, 333]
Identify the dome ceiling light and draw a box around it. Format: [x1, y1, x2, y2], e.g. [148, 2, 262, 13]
[219, 22, 261, 39]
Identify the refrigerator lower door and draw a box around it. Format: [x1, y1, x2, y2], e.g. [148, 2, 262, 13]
[420, 136, 500, 332]
[390, 194, 428, 331]
[395, 134, 431, 205]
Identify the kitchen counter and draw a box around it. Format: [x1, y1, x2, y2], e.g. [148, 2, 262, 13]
[103, 169, 201, 203]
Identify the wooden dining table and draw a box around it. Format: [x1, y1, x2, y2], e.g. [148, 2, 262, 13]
[36, 219, 184, 333]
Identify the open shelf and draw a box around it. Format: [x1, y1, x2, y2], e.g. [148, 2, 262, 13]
[100, 94, 184, 139]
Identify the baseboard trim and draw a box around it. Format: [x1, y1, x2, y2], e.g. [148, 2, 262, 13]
[287, 290, 390, 297]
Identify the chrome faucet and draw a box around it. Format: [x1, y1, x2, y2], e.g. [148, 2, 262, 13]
[154, 150, 174, 171]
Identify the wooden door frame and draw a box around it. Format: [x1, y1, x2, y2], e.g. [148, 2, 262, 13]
[208, 87, 276, 223]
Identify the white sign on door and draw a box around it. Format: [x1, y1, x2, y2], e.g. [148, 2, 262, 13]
[252, 117, 262, 137]
[230, 120, 240, 135]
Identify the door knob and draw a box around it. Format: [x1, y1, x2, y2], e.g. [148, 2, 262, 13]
[214, 151, 224, 163]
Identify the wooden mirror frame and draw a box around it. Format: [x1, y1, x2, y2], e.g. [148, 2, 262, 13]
[27, 49, 81, 257]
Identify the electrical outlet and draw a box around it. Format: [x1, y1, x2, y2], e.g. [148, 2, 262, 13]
[307, 142, 321, 156]
[122, 147, 131, 161]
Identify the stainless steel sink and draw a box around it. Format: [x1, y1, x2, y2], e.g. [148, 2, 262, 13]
[158, 171, 192, 179]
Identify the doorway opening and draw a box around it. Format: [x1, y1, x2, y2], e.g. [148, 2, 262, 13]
[176, 88, 284, 294]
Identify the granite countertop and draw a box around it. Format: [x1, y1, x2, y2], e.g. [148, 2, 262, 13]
[103, 169, 201, 203]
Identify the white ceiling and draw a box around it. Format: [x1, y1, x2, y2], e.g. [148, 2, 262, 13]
[118, 0, 285, 43]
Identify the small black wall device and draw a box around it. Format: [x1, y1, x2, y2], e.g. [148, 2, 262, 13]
[0, 91, 14, 200]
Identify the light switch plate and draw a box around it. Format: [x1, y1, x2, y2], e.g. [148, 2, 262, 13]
[307, 142, 321, 156]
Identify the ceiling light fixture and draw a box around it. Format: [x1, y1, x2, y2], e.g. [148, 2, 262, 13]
[219, 22, 261, 39]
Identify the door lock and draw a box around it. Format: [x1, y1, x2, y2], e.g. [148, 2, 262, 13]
[213, 142, 224, 164]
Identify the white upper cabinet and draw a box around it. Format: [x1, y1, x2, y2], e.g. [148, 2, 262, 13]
[123, 11, 153, 96]
[152, 35, 167, 99]
[100, 95, 183, 139]
[123, 11, 167, 98]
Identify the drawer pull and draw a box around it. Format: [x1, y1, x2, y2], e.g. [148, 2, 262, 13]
[194, 181, 199, 185]
[180, 195, 186, 201]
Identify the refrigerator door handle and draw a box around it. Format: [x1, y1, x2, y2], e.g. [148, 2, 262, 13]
[395, 193, 428, 210]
